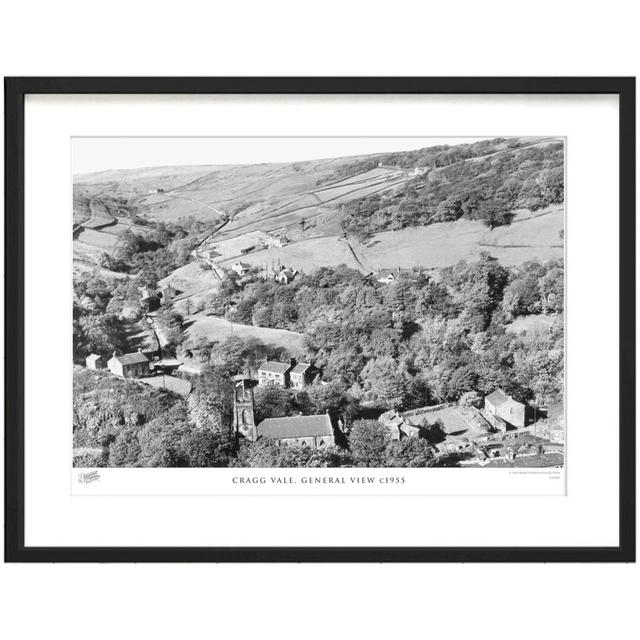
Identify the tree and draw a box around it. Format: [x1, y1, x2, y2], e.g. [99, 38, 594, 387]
[155, 308, 184, 356]
[359, 357, 411, 408]
[108, 428, 142, 467]
[459, 390, 483, 409]
[385, 437, 434, 467]
[442, 253, 509, 331]
[181, 431, 233, 467]
[188, 366, 234, 436]
[253, 386, 298, 423]
[538, 262, 564, 314]
[349, 419, 392, 467]
[234, 440, 351, 468]
[76, 313, 128, 359]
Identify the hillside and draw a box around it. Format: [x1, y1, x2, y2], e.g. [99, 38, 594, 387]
[73, 136, 564, 296]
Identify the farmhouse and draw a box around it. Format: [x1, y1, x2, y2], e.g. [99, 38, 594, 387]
[264, 232, 292, 249]
[277, 267, 298, 284]
[256, 413, 336, 449]
[378, 410, 423, 440]
[85, 353, 105, 370]
[484, 389, 527, 429]
[375, 269, 397, 284]
[107, 349, 151, 378]
[289, 362, 316, 389]
[231, 261, 251, 277]
[257, 359, 295, 387]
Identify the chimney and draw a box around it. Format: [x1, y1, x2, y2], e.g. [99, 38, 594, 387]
[137, 348, 142, 353]
[112, 350, 117, 357]
[289, 357, 297, 367]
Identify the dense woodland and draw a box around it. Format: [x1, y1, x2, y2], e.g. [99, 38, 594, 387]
[341, 142, 564, 237]
[74, 253, 564, 468]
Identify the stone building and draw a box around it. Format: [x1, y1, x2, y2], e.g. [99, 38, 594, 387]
[107, 349, 150, 378]
[289, 362, 316, 389]
[231, 261, 251, 277]
[233, 375, 257, 441]
[256, 413, 336, 449]
[484, 389, 527, 429]
[257, 359, 295, 387]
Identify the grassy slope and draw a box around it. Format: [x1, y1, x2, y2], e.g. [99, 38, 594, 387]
[74, 137, 564, 290]
[184, 315, 305, 354]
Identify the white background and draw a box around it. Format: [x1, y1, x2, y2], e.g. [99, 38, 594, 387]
[28, 95, 600, 546]
[1, 2, 638, 640]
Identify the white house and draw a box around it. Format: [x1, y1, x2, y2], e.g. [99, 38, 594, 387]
[231, 261, 251, 277]
[484, 389, 527, 429]
[107, 349, 150, 378]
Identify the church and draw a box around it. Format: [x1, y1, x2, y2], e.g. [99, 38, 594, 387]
[232, 375, 338, 449]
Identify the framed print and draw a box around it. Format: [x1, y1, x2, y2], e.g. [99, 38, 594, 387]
[4, 77, 635, 562]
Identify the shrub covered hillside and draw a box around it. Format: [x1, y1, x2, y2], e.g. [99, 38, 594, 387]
[73, 368, 233, 468]
[342, 141, 564, 238]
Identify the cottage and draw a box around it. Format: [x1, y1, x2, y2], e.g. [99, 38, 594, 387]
[289, 362, 316, 389]
[378, 410, 423, 440]
[256, 413, 336, 449]
[107, 349, 151, 378]
[231, 261, 251, 277]
[277, 267, 298, 284]
[257, 359, 297, 387]
[484, 389, 527, 429]
[375, 269, 397, 284]
[85, 353, 105, 370]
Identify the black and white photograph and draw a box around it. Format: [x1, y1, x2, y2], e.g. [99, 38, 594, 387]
[72, 136, 565, 470]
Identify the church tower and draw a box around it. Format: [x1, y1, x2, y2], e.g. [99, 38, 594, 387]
[233, 375, 257, 441]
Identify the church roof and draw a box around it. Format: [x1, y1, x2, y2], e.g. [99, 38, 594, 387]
[257, 414, 334, 440]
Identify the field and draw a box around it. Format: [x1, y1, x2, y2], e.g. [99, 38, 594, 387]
[219, 235, 366, 273]
[184, 315, 305, 353]
[73, 137, 564, 285]
[158, 262, 222, 299]
[359, 205, 564, 270]
[506, 314, 556, 334]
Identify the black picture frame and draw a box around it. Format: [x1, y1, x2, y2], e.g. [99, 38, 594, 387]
[4, 76, 636, 563]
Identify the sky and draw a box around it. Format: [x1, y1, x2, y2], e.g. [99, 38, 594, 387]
[72, 136, 490, 176]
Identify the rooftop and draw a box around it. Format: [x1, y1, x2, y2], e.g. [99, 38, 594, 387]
[291, 362, 312, 374]
[257, 414, 334, 440]
[258, 361, 293, 374]
[111, 351, 149, 366]
[486, 389, 509, 407]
